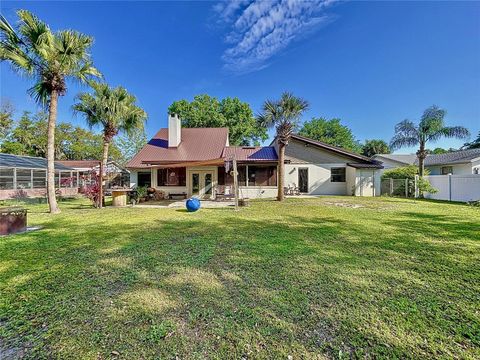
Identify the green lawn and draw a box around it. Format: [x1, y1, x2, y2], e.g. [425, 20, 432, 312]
[0, 197, 479, 359]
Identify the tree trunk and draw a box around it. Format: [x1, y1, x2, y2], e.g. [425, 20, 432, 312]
[277, 142, 285, 201]
[417, 141, 426, 177]
[98, 140, 110, 209]
[46, 90, 60, 214]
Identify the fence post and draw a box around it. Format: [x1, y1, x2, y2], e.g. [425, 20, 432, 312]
[405, 178, 408, 198]
[390, 178, 393, 196]
[414, 175, 419, 198]
[448, 174, 452, 201]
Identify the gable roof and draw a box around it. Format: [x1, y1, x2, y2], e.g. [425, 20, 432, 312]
[126, 128, 229, 168]
[0, 153, 74, 171]
[222, 146, 277, 162]
[423, 148, 480, 166]
[285, 134, 380, 164]
[373, 154, 417, 165]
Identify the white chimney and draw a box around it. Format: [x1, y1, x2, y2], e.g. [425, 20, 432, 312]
[168, 113, 181, 147]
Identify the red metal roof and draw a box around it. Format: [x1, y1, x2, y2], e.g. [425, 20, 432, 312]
[57, 160, 100, 168]
[222, 146, 277, 162]
[126, 128, 229, 168]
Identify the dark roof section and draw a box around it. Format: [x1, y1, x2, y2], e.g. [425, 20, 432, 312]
[347, 162, 384, 169]
[0, 153, 74, 170]
[421, 148, 480, 166]
[287, 134, 378, 164]
[373, 154, 416, 165]
[222, 146, 278, 162]
[126, 128, 229, 168]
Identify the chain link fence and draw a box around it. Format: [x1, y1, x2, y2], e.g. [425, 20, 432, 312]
[381, 178, 416, 198]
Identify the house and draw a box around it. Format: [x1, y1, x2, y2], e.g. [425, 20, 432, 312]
[373, 149, 480, 175]
[57, 160, 130, 188]
[0, 153, 79, 200]
[126, 114, 383, 198]
[271, 134, 383, 196]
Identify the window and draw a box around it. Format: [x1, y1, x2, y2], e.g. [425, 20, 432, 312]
[0, 168, 14, 189]
[441, 166, 453, 175]
[138, 172, 151, 187]
[157, 167, 186, 186]
[247, 166, 277, 186]
[331, 167, 346, 182]
[218, 166, 272, 186]
[217, 166, 246, 186]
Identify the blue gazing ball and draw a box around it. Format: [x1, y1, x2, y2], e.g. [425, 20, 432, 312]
[186, 197, 201, 212]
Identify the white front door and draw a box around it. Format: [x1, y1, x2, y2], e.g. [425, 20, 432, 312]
[190, 171, 214, 199]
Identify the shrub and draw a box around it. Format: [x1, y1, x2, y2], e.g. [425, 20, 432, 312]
[81, 171, 101, 207]
[382, 165, 437, 196]
[381, 165, 427, 180]
[135, 186, 148, 201]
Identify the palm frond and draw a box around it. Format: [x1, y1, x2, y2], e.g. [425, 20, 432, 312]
[73, 81, 146, 137]
[390, 119, 419, 150]
[432, 126, 470, 141]
[0, 40, 35, 74]
[17, 10, 51, 49]
[389, 134, 419, 150]
[0, 14, 21, 44]
[27, 81, 50, 107]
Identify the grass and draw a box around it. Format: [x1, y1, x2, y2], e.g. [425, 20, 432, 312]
[0, 196, 479, 359]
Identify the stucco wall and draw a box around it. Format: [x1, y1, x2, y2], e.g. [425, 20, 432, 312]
[282, 139, 353, 164]
[427, 163, 475, 175]
[239, 186, 277, 199]
[284, 163, 348, 195]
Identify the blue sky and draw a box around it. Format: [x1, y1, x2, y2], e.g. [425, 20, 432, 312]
[1, 0, 479, 153]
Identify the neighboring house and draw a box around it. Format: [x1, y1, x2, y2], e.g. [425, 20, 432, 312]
[373, 149, 480, 175]
[126, 114, 383, 199]
[57, 160, 130, 188]
[371, 154, 417, 170]
[422, 149, 480, 175]
[0, 153, 79, 200]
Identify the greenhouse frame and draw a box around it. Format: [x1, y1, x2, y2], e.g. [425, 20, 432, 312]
[0, 153, 92, 200]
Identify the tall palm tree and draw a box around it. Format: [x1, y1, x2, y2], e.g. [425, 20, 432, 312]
[0, 10, 100, 213]
[73, 82, 147, 208]
[390, 105, 469, 176]
[257, 92, 309, 201]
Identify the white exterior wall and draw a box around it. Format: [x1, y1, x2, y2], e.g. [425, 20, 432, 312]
[427, 163, 476, 175]
[424, 174, 480, 202]
[284, 163, 348, 195]
[346, 166, 356, 196]
[239, 186, 277, 199]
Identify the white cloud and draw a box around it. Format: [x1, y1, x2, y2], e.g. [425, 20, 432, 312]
[214, 0, 337, 74]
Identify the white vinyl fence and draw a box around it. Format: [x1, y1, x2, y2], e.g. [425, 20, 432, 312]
[423, 175, 480, 202]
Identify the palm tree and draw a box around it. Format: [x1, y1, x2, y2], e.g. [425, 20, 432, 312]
[257, 92, 309, 201]
[73, 82, 147, 208]
[0, 10, 100, 213]
[390, 105, 469, 176]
